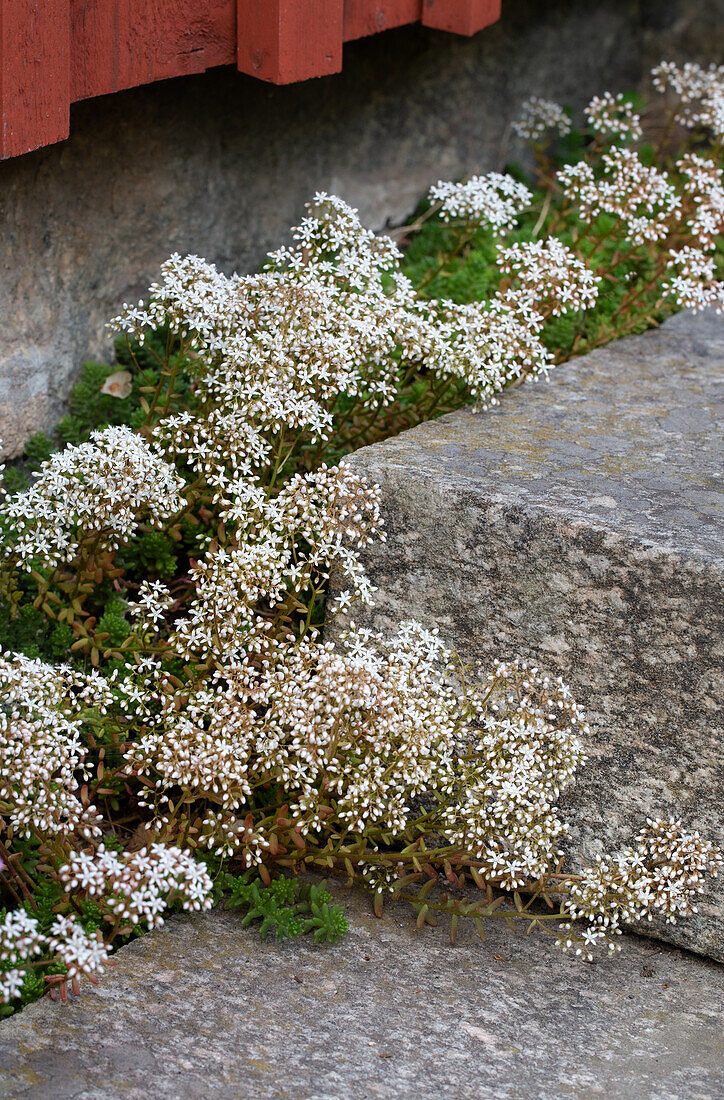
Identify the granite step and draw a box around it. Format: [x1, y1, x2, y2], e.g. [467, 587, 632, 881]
[333, 309, 724, 962]
[0, 890, 722, 1099]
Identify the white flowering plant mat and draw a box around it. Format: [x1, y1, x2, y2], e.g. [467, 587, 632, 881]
[0, 61, 722, 1015]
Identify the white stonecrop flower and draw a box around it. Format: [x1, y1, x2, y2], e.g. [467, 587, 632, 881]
[429, 173, 532, 232]
[59, 843, 213, 927]
[128, 579, 175, 632]
[652, 60, 724, 139]
[112, 195, 430, 474]
[426, 295, 553, 401]
[664, 247, 724, 312]
[677, 153, 724, 251]
[2, 425, 185, 569]
[0, 908, 111, 1001]
[441, 660, 588, 889]
[269, 462, 384, 593]
[585, 92, 642, 143]
[560, 818, 722, 959]
[47, 916, 111, 980]
[499, 239, 600, 316]
[168, 539, 291, 665]
[512, 97, 571, 143]
[558, 147, 680, 245]
[0, 654, 111, 839]
[0, 910, 46, 1002]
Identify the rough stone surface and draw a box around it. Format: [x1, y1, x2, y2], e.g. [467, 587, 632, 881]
[0, 891, 722, 1099]
[2, 0, 724, 455]
[333, 310, 724, 962]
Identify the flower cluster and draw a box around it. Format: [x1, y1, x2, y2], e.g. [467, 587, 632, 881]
[677, 153, 724, 251]
[155, 464, 382, 666]
[585, 92, 642, 143]
[429, 174, 533, 231]
[258, 624, 461, 839]
[427, 297, 552, 401]
[0, 910, 109, 1002]
[665, 246, 724, 312]
[2, 425, 184, 570]
[59, 843, 213, 927]
[123, 622, 462, 862]
[108, 190, 564, 484]
[512, 96, 571, 143]
[440, 661, 588, 888]
[499, 239, 600, 316]
[112, 190, 548, 480]
[559, 818, 722, 959]
[505, 66, 723, 338]
[128, 578, 175, 631]
[652, 61, 724, 139]
[0, 654, 110, 839]
[558, 147, 680, 245]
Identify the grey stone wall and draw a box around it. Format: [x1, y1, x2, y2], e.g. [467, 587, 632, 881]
[1, 0, 723, 456]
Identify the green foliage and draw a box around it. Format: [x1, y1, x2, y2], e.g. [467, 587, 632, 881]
[224, 874, 349, 944]
[0, 467, 29, 494]
[49, 622, 74, 659]
[97, 600, 131, 648]
[23, 433, 55, 472]
[0, 591, 73, 662]
[57, 360, 138, 446]
[52, 328, 195, 449]
[0, 601, 44, 659]
[122, 530, 178, 580]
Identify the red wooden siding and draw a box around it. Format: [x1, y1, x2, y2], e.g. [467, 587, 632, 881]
[0, 0, 71, 158]
[72, 0, 237, 101]
[0, 0, 501, 159]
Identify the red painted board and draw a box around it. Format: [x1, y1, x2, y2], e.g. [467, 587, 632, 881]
[0, 0, 70, 158]
[238, 0, 344, 84]
[343, 0, 421, 41]
[421, 0, 500, 35]
[71, 0, 237, 102]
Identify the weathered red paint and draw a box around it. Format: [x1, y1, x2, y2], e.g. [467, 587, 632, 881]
[422, 0, 501, 36]
[72, 0, 237, 102]
[1, 0, 502, 160]
[238, 0, 344, 84]
[0, 0, 70, 159]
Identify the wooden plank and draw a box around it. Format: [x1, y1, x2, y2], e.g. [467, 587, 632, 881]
[343, 0, 421, 41]
[421, 0, 500, 36]
[238, 0, 344, 84]
[0, 0, 70, 158]
[71, 0, 237, 102]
